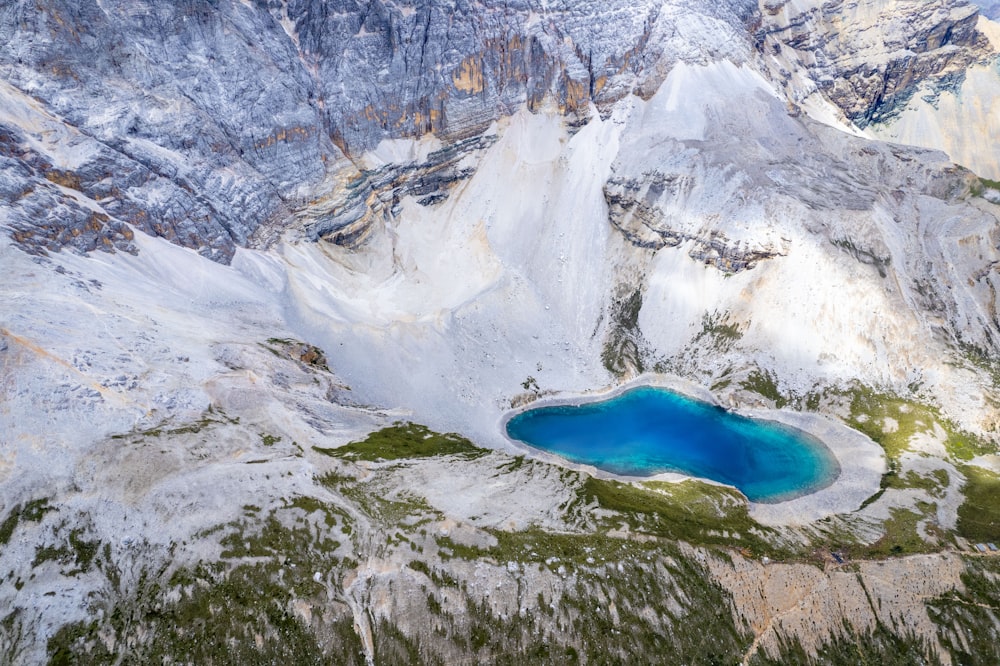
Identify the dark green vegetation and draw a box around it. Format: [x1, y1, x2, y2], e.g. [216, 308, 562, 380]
[32, 527, 100, 575]
[956, 466, 1000, 544]
[927, 557, 1000, 665]
[842, 386, 1000, 548]
[581, 477, 781, 557]
[970, 175, 1000, 199]
[109, 406, 240, 440]
[831, 237, 891, 278]
[750, 624, 943, 666]
[22, 417, 1000, 665]
[317, 422, 486, 461]
[740, 369, 789, 408]
[421, 528, 752, 664]
[46, 501, 363, 666]
[0, 498, 51, 547]
[602, 288, 648, 376]
[694, 310, 744, 353]
[39, 422, 760, 665]
[960, 342, 1000, 388]
[727, 365, 827, 412]
[844, 386, 990, 462]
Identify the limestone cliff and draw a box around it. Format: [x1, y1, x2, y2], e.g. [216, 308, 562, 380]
[0, 0, 756, 262]
[3, 0, 997, 259]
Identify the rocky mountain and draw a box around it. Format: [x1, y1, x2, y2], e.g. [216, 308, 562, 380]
[0, 0, 754, 262]
[757, 0, 1000, 180]
[3, 0, 1000, 664]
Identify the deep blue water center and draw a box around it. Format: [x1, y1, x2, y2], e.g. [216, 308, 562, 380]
[505, 386, 840, 503]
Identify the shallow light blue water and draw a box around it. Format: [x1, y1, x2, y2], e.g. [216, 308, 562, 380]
[505, 386, 840, 503]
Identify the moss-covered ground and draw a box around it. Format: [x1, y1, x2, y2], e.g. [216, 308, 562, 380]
[28, 413, 1000, 665]
[316, 422, 485, 461]
[841, 386, 1000, 549]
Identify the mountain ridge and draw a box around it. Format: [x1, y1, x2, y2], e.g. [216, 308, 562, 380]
[4, 1, 1000, 664]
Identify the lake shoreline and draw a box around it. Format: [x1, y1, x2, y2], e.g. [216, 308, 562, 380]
[498, 373, 886, 526]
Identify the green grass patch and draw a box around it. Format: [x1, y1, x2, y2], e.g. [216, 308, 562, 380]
[0, 498, 51, 546]
[694, 310, 744, 352]
[945, 430, 993, 462]
[957, 465, 1000, 543]
[32, 527, 99, 575]
[740, 370, 789, 408]
[883, 468, 949, 497]
[109, 409, 240, 441]
[843, 386, 997, 535]
[710, 378, 732, 392]
[495, 455, 530, 474]
[843, 386, 991, 462]
[854, 507, 937, 558]
[581, 477, 781, 557]
[970, 175, 1000, 199]
[324, 422, 485, 462]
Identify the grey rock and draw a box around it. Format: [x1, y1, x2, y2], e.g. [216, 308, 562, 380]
[0, 0, 758, 261]
[757, 0, 991, 127]
[0, 0, 993, 270]
[604, 175, 782, 272]
[307, 134, 498, 247]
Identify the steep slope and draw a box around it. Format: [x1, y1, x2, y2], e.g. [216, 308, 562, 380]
[756, 0, 1000, 180]
[869, 16, 1000, 181]
[0, 0, 756, 262]
[275, 59, 999, 445]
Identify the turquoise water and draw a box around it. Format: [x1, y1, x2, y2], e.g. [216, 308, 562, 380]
[505, 386, 840, 503]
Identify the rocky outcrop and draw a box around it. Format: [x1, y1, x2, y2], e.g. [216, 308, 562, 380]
[710, 551, 968, 663]
[303, 134, 498, 248]
[756, 0, 993, 127]
[0, 0, 765, 262]
[0, 0, 996, 265]
[281, 0, 758, 150]
[0, 1, 341, 262]
[604, 174, 783, 272]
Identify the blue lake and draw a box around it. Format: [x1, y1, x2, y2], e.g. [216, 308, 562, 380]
[505, 386, 840, 503]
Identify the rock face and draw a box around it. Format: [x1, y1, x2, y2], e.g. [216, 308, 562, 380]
[278, 0, 758, 149]
[0, 2, 342, 262]
[756, 0, 992, 127]
[2, 0, 996, 259]
[305, 134, 499, 248]
[604, 174, 784, 272]
[0, 0, 758, 262]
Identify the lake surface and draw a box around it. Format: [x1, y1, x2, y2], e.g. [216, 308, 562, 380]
[505, 386, 840, 503]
